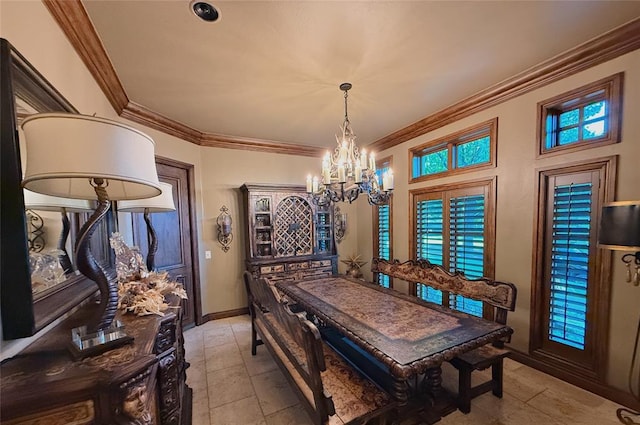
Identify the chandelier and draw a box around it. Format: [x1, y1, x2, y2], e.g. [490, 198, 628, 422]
[306, 83, 393, 206]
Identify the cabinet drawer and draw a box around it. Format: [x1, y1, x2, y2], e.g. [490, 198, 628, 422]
[260, 264, 285, 274]
[287, 262, 309, 271]
[310, 259, 333, 268]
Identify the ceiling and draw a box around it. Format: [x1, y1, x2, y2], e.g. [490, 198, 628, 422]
[78, 1, 640, 152]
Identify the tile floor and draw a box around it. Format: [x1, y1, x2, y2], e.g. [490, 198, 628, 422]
[184, 315, 627, 425]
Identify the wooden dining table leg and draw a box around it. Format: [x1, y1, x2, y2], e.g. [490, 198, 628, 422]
[391, 376, 409, 406]
[425, 366, 443, 398]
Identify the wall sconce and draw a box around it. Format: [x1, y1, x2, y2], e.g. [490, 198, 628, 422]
[217, 206, 233, 252]
[598, 201, 640, 284]
[334, 205, 347, 243]
[118, 182, 176, 271]
[21, 113, 161, 358]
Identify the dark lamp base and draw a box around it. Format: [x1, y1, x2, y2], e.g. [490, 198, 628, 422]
[68, 320, 134, 359]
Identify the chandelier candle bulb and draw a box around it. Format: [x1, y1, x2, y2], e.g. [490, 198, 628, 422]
[369, 153, 376, 172]
[360, 149, 368, 169]
[312, 176, 319, 193]
[385, 170, 394, 190]
[355, 164, 362, 183]
[338, 164, 346, 183]
[306, 175, 313, 193]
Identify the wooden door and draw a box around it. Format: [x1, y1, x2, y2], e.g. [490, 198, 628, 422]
[131, 158, 200, 328]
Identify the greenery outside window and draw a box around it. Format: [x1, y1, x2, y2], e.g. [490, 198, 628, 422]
[537, 73, 623, 156]
[373, 157, 393, 288]
[410, 178, 496, 317]
[410, 118, 497, 183]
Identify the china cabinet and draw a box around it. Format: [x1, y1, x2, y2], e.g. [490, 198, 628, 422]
[240, 184, 337, 282]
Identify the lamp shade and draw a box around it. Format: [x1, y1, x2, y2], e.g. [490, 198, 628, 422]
[21, 113, 161, 200]
[23, 189, 95, 212]
[118, 182, 176, 212]
[598, 201, 640, 251]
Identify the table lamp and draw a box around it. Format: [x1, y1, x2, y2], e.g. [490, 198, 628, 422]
[23, 189, 94, 274]
[118, 181, 176, 271]
[21, 113, 161, 357]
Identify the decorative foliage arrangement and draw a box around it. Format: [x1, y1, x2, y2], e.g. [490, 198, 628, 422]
[110, 232, 187, 316]
[117, 271, 187, 316]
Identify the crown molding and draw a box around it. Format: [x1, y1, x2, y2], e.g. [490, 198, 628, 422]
[120, 101, 203, 145]
[369, 18, 640, 152]
[42, 0, 320, 157]
[44, 2, 639, 156]
[200, 133, 323, 157]
[43, 0, 128, 114]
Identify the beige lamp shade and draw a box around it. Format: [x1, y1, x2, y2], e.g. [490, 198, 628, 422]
[21, 113, 161, 200]
[23, 189, 95, 212]
[118, 182, 176, 212]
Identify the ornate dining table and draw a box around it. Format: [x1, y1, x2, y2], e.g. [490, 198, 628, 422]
[275, 276, 513, 412]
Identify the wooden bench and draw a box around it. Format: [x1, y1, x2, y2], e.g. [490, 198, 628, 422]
[251, 275, 397, 425]
[371, 258, 517, 414]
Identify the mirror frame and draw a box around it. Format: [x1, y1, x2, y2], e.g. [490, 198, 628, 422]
[1, 38, 115, 340]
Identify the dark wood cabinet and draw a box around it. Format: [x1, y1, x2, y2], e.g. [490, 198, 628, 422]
[240, 184, 337, 282]
[0, 301, 191, 425]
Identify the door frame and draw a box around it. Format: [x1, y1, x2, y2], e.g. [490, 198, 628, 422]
[156, 155, 203, 326]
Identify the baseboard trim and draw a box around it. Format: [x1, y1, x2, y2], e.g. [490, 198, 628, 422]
[202, 307, 249, 322]
[509, 348, 640, 410]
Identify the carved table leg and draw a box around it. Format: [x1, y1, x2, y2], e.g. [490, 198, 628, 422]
[424, 365, 457, 418]
[391, 376, 409, 406]
[425, 366, 443, 399]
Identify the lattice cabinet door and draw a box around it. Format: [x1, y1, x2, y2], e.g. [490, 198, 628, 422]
[273, 196, 313, 257]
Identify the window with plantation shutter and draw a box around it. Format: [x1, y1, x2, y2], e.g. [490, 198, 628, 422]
[548, 181, 591, 349]
[411, 178, 495, 317]
[531, 157, 615, 378]
[373, 158, 393, 288]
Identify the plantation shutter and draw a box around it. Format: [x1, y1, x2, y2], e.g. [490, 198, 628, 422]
[374, 162, 392, 288]
[448, 194, 485, 316]
[416, 199, 444, 265]
[416, 198, 444, 304]
[377, 204, 391, 288]
[449, 195, 485, 278]
[545, 177, 595, 350]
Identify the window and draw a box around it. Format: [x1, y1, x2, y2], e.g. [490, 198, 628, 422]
[411, 178, 496, 317]
[373, 158, 393, 288]
[410, 118, 497, 182]
[537, 73, 622, 156]
[530, 157, 615, 378]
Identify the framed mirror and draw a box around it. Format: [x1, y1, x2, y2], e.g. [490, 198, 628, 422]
[1, 38, 116, 340]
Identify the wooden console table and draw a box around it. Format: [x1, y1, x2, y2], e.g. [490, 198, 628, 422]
[0, 301, 191, 425]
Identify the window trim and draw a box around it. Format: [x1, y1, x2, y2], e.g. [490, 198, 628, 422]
[530, 156, 616, 380]
[536, 73, 623, 158]
[409, 118, 498, 183]
[373, 156, 393, 288]
[409, 176, 497, 299]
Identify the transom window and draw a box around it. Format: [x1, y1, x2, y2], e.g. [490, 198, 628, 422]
[411, 178, 496, 317]
[537, 73, 622, 156]
[410, 118, 497, 182]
